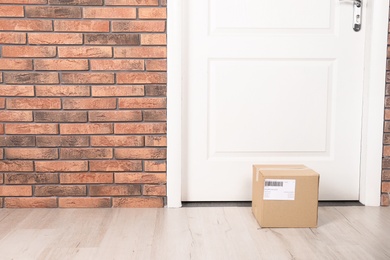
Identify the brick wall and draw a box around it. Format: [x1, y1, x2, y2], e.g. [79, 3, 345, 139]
[0, 0, 167, 208]
[382, 9, 390, 206]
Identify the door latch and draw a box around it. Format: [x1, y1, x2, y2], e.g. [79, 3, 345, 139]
[340, 0, 362, 32]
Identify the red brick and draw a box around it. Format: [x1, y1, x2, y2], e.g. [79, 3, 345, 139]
[90, 160, 142, 172]
[0, 186, 32, 196]
[59, 197, 111, 208]
[114, 47, 166, 58]
[35, 161, 88, 172]
[105, 0, 158, 5]
[143, 185, 166, 196]
[139, 8, 166, 19]
[58, 47, 112, 58]
[0, 173, 3, 184]
[63, 98, 116, 109]
[0, 161, 33, 172]
[0, 130, 10, 144]
[36, 136, 89, 147]
[145, 60, 166, 71]
[89, 185, 141, 196]
[49, 0, 103, 4]
[119, 98, 166, 109]
[113, 197, 163, 208]
[5, 173, 58, 184]
[26, 6, 81, 18]
[144, 160, 166, 172]
[84, 8, 136, 19]
[0, 0, 168, 209]
[384, 146, 390, 157]
[115, 173, 166, 184]
[1, 88, 22, 101]
[89, 111, 142, 122]
[145, 136, 166, 146]
[5, 198, 57, 208]
[5, 148, 58, 160]
[0, 33, 26, 44]
[117, 72, 166, 84]
[0, 0, 47, 3]
[54, 20, 109, 32]
[4, 73, 59, 84]
[385, 109, 390, 120]
[381, 194, 389, 206]
[140, 34, 166, 45]
[112, 21, 165, 32]
[5, 124, 58, 135]
[115, 123, 166, 134]
[0, 20, 52, 31]
[62, 73, 114, 84]
[383, 182, 390, 193]
[35, 59, 89, 71]
[385, 96, 390, 107]
[0, 136, 35, 147]
[7, 98, 61, 109]
[35, 86, 90, 96]
[145, 85, 165, 97]
[0, 86, 34, 96]
[384, 122, 390, 132]
[383, 170, 390, 181]
[90, 60, 144, 71]
[0, 59, 33, 70]
[144, 110, 166, 121]
[60, 172, 113, 184]
[91, 136, 144, 147]
[34, 111, 87, 122]
[60, 148, 113, 159]
[85, 34, 139, 45]
[92, 86, 144, 97]
[0, 6, 24, 17]
[60, 123, 113, 134]
[0, 112, 21, 123]
[115, 148, 166, 159]
[3, 46, 56, 58]
[29, 33, 83, 44]
[35, 185, 86, 196]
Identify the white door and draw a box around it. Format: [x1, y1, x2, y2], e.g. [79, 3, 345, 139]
[182, 0, 367, 201]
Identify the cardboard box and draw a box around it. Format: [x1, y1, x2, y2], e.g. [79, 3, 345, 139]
[252, 165, 319, 228]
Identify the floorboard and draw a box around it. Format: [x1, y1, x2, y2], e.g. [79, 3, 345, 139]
[0, 207, 389, 260]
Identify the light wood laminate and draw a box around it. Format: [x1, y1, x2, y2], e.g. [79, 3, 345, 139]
[0, 207, 389, 259]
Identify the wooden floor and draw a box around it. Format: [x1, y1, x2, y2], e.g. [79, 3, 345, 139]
[0, 207, 389, 260]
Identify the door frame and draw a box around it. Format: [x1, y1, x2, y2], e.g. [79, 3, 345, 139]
[166, 0, 390, 207]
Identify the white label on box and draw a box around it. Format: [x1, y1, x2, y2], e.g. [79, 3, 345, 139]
[263, 179, 296, 200]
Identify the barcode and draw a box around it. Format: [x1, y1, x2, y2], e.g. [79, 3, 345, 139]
[265, 181, 283, 187]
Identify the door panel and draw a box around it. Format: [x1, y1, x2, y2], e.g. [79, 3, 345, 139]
[209, 59, 331, 154]
[210, 0, 334, 31]
[183, 0, 366, 201]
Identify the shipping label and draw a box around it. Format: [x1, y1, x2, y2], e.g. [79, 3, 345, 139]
[263, 179, 296, 200]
